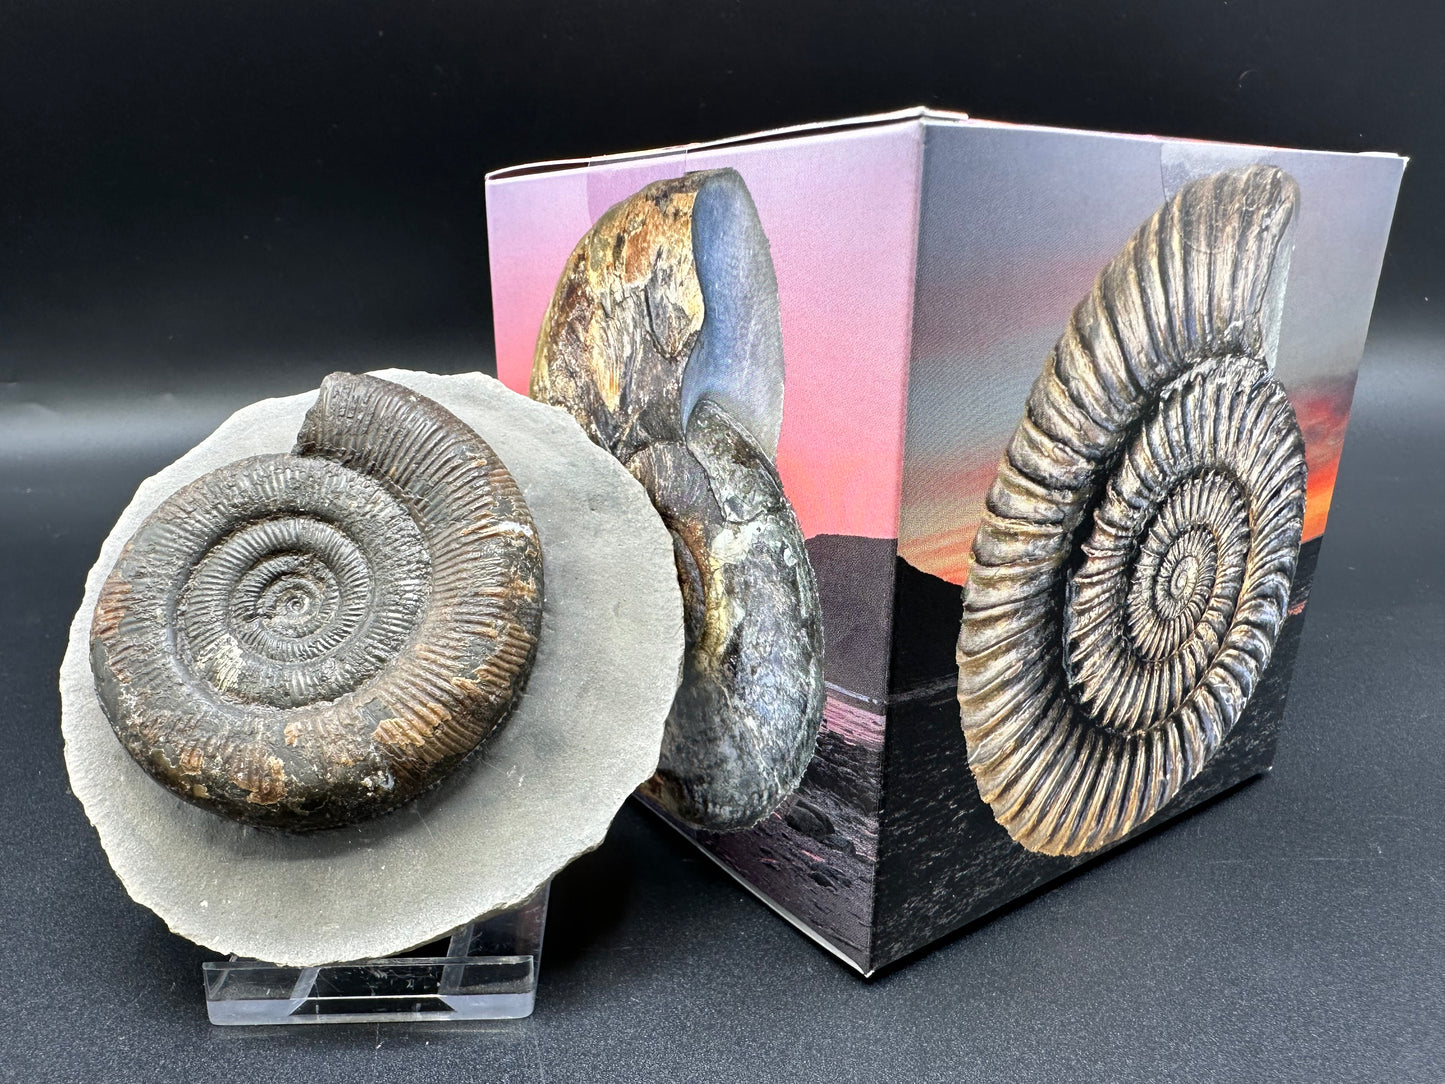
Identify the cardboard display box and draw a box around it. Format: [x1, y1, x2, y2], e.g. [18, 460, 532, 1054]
[485, 109, 1403, 974]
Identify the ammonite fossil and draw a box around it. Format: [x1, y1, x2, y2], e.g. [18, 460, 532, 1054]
[532, 168, 825, 831]
[957, 166, 1308, 857]
[88, 373, 544, 831]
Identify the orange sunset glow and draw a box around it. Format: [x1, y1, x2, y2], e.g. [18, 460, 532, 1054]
[898, 377, 1357, 587]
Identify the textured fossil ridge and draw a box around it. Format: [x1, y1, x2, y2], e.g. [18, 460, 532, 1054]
[89, 373, 545, 831]
[957, 166, 1309, 857]
[61, 370, 684, 965]
[533, 168, 825, 831]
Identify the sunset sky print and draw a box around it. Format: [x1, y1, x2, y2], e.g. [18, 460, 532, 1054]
[487, 121, 924, 542]
[487, 117, 1401, 586]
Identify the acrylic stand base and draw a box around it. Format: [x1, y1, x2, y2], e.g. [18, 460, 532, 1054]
[202, 882, 549, 1025]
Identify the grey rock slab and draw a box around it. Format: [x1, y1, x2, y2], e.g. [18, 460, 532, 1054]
[60, 369, 684, 966]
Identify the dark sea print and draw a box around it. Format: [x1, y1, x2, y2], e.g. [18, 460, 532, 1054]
[642, 534, 1320, 974]
[642, 535, 898, 969]
[686, 693, 885, 968]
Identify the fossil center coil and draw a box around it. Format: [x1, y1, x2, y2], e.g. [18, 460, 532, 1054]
[1064, 358, 1301, 739]
[88, 373, 545, 832]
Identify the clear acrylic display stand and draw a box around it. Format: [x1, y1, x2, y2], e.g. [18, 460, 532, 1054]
[202, 882, 549, 1025]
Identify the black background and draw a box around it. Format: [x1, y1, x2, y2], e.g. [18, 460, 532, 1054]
[1, 3, 1441, 1081]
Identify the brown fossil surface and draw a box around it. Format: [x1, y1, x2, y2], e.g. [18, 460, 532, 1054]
[88, 373, 544, 831]
[63, 369, 683, 965]
[533, 168, 824, 831]
[957, 166, 1308, 857]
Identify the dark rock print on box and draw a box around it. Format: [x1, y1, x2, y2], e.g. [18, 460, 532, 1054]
[533, 168, 825, 832]
[957, 166, 1308, 856]
[88, 373, 544, 832]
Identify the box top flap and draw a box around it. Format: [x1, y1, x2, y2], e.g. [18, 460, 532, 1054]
[485, 107, 967, 182]
[487, 106, 1405, 184]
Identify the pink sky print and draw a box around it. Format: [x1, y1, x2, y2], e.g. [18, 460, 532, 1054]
[488, 120, 1393, 580]
[486, 125, 923, 542]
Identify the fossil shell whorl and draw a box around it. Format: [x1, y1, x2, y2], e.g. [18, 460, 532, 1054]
[530, 168, 785, 461]
[89, 373, 544, 831]
[957, 166, 1307, 857]
[533, 168, 824, 831]
[631, 399, 825, 830]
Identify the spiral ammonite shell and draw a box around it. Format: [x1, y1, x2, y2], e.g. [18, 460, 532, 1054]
[533, 168, 825, 830]
[957, 166, 1308, 857]
[88, 373, 544, 831]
